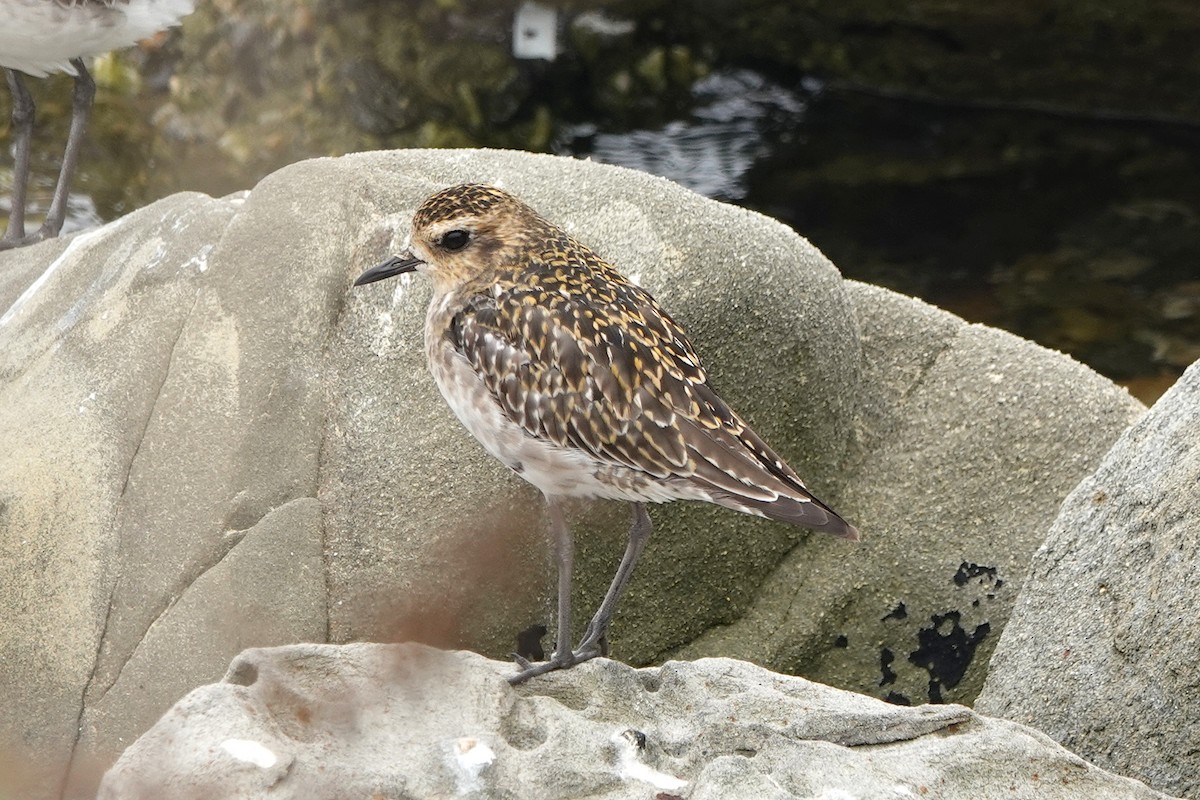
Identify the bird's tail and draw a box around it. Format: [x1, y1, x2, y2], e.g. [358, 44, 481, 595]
[667, 400, 859, 540]
[706, 489, 860, 540]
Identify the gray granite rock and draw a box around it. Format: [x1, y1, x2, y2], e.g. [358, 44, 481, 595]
[672, 282, 1144, 705]
[0, 150, 1145, 799]
[98, 643, 1179, 800]
[0, 192, 244, 799]
[976, 359, 1200, 798]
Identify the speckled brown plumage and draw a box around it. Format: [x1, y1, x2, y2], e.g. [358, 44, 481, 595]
[354, 183, 858, 682]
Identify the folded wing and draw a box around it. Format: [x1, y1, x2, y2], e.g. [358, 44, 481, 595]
[450, 250, 857, 540]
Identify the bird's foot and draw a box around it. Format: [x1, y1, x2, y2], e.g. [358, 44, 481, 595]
[0, 226, 54, 251]
[506, 642, 605, 685]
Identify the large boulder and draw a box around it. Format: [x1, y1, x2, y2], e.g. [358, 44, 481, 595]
[98, 643, 1180, 800]
[668, 281, 1144, 707]
[0, 149, 1142, 798]
[976, 359, 1200, 798]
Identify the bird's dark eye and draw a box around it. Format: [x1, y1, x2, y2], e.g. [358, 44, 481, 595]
[439, 229, 471, 251]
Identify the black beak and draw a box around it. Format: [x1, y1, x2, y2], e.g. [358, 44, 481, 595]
[353, 254, 423, 286]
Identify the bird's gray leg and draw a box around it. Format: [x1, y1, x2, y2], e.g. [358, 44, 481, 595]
[549, 498, 575, 666]
[508, 497, 576, 684]
[36, 58, 94, 241]
[2, 68, 34, 247]
[573, 502, 651, 660]
[508, 502, 651, 684]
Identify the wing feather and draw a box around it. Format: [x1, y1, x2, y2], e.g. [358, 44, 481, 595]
[447, 253, 853, 536]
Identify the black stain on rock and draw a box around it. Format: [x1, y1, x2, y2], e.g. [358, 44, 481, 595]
[881, 601, 908, 621]
[954, 561, 1003, 591]
[908, 611, 990, 702]
[879, 646, 897, 686]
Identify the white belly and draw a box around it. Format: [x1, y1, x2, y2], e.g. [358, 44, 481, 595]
[425, 334, 687, 504]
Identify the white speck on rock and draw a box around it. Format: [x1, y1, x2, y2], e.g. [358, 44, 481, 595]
[369, 310, 397, 357]
[77, 391, 97, 415]
[183, 243, 215, 273]
[449, 736, 494, 793]
[145, 239, 168, 270]
[377, 311, 395, 336]
[610, 728, 686, 792]
[456, 736, 495, 770]
[220, 738, 277, 769]
[814, 789, 858, 800]
[383, 272, 414, 310]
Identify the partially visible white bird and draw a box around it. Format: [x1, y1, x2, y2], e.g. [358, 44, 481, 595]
[0, 0, 194, 249]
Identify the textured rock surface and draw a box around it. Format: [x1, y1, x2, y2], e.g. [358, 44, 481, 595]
[670, 282, 1144, 706]
[98, 644, 1179, 800]
[0, 149, 1144, 799]
[976, 360, 1200, 798]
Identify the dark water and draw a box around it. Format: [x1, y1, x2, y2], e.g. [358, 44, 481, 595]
[4, 50, 1196, 403]
[559, 69, 807, 201]
[559, 69, 1199, 402]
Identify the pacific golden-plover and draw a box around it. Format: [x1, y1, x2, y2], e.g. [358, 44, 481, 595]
[0, 0, 194, 248]
[354, 184, 858, 684]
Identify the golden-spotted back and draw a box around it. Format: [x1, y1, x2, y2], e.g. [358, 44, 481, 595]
[397, 183, 857, 540]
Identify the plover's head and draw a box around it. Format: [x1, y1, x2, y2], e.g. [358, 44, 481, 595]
[354, 184, 545, 293]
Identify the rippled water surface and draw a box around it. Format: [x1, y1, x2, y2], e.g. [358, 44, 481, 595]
[561, 70, 807, 201]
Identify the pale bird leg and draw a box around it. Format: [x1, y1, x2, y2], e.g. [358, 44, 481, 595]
[1, 58, 95, 249]
[2, 68, 34, 246]
[39, 58, 95, 241]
